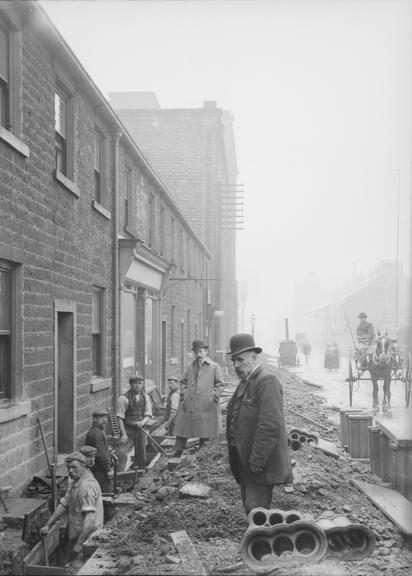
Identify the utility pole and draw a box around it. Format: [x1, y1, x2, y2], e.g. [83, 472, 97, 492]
[251, 314, 256, 338]
[395, 168, 400, 332]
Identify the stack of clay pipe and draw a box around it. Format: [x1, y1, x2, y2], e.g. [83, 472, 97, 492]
[288, 427, 318, 451]
[239, 508, 328, 574]
[316, 513, 375, 561]
[239, 508, 375, 573]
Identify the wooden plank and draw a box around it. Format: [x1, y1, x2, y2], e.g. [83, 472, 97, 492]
[375, 412, 412, 447]
[316, 438, 341, 458]
[22, 522, 62, 567]
[77, 548, 118, 575]
[170, 530, 207, 575]
[351, 479, 412, 536]
[23, 565, 65, 575]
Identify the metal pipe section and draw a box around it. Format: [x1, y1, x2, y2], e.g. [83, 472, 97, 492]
[112, 129, 122, 408]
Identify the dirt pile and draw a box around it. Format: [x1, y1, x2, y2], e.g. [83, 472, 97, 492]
[92, 367, 412, 575]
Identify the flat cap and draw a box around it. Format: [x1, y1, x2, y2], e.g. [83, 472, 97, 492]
[79, 445, 97, 456]
[92, 409, 108, 417]
[167, 376, 179, 382]
[129, 375, 144, 383]
[64, 451, 86, 464]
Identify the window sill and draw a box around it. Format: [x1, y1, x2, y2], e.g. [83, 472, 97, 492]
[0, 127, 30, 158]
[92, 200, 111, 220]
[54, 170, 81, 198]
[90, 377, 112, 394]
[0, 399, 31, 424]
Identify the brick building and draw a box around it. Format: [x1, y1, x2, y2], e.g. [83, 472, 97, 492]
[0, 1, 209, 490]
[109, 93, 240, 364]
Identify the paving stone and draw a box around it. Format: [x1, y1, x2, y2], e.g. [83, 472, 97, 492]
[179, 483, 211, 499]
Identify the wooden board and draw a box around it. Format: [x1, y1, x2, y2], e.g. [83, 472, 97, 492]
[375, 411, 412, 447]
[77, 548, 118, 575]
[316, 438, 341, 458]
[22, 522, 62, 567]
[23, 565, 65, 575]
[351, 479, 412, 536]
[170, 530, 207, 575]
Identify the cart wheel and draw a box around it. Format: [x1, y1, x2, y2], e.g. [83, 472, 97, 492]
[405, 353, 411, 408]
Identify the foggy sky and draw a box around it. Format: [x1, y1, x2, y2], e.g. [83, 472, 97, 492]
[40, 0, 412, 348]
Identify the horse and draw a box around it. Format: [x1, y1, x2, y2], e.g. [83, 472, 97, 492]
[367, 332, 396, 415]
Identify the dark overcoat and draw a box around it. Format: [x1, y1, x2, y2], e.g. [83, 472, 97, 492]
[226, 364, 291, 485]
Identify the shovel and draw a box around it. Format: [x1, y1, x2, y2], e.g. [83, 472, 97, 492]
[135, 423, 170, 456]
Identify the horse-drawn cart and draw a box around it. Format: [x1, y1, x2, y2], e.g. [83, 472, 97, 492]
[278, 340, 299, 368]
[346, 335, 411, 412]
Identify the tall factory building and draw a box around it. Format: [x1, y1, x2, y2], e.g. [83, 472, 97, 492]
[109, 93, 241, 362]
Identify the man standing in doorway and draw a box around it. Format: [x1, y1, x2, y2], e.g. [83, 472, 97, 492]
[226, 334, 291, 515]
[117, 375, 152, 471]
[174, 340, 224, 457]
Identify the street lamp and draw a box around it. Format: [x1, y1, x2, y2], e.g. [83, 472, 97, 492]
[251, 314, 256, 338]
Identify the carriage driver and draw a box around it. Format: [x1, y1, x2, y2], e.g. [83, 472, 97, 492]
[356, 313, 376, 367]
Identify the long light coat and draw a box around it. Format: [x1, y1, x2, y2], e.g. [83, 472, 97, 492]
[174, 357, 224, 438]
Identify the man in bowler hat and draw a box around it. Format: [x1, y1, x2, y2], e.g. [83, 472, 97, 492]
[226, 333, 292, 514]
[173, 340, 224, 457]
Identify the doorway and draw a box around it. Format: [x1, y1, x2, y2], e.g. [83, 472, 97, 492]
[54, 301, 76, 455]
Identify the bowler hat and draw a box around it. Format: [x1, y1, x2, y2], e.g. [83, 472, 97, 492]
[92, 409, 108, 417]
[228, 333, 262, 357]
[65, 451, 86, 464]
[192, 339, 208, 352]
[80, 445, 97, 456]
[358, 312, 367, 319]
[129, 375, 144, 384]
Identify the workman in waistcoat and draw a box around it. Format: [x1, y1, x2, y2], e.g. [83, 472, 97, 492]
[117, 375, 152, 471]
[164, 376, 180, 436]
[174, 340, 224, 457]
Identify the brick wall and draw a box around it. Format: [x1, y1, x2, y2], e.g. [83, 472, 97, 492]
[0, 4, 113, 491]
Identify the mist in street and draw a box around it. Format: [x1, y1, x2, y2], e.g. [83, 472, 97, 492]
[41, 0, 412, 351]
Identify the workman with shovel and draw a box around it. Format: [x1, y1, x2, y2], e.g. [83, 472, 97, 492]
[40, 452, 103, 563]
[117, 375, 152, 471]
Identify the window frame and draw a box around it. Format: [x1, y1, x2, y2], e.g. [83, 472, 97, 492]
[54, 87, 68, 176]
[92, 286, 106, 378]
[0, 7, 25, 155]
[0, 258, 22, 403]
[94, 127, 105, 205]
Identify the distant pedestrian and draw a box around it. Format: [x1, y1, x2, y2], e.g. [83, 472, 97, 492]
[226, 333, 292, 515]
[85, 411, 116, 493]
[174, 340, 224, 457]
[164, 377, 180, 436]
[117, 375, 152, 471]
[303, 340, 312, 364]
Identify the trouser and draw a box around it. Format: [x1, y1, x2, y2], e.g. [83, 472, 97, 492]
[93, 470, 113, 494]
[118, 425, 147, 471]
[174, 436, 209, 454]
[231, 446, 274, 515]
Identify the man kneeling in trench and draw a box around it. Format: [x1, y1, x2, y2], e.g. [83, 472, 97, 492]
[40, 452, 103, 563]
